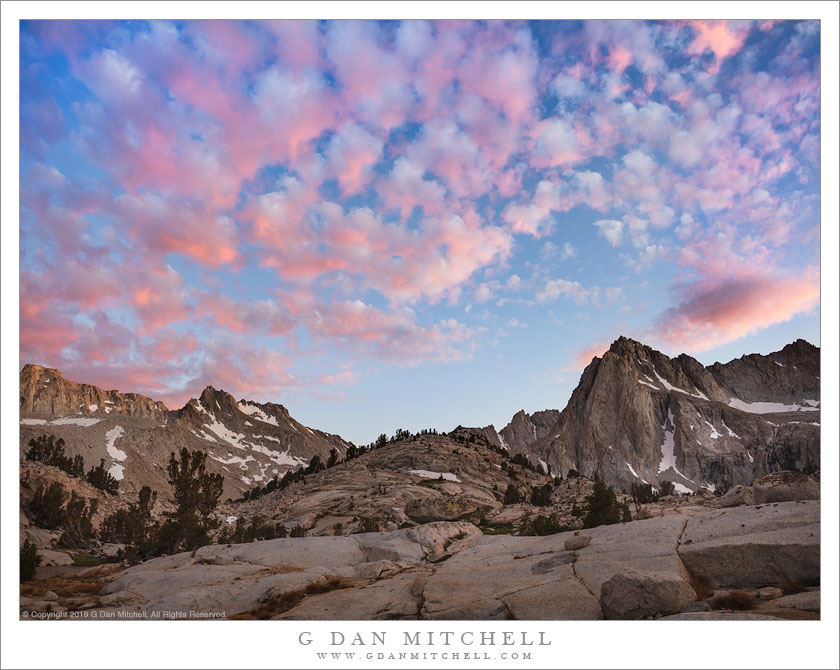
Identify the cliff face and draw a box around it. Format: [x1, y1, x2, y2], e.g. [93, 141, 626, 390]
[20, 364, 169, 420]
[484, 337, 819, 492]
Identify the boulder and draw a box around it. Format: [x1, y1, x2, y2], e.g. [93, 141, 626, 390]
[599, 571, 696, 619]
[564, 535, 591, 551]
[278, 572, 421, 620]
[757, 586, 784, 601]
[22, 527, 61, 550]
[679, 501, 819, 588]
[37, 550, 74, 567]
[403, 496, 479, 524]
[719, 485, 754, 508]
[752, 472, 819, 504]
[770, 590, 820, 612]
[42, 591, 59, 602]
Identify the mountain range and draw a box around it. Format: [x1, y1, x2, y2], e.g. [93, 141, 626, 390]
[19, 337, 820, 499]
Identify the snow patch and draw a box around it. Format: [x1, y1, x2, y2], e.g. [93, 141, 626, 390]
[249, 443, 306, 468]
[226, 516, 238, 525]
[51, 417, 102, 426]
[88, 404, 98, 412]
[496, 431, 509, 451]
[747, 452, 754, 463]
[704, 420, 720, 440]
[672, 483, 692, 495]
[203, 418, 248, 449]
[700, 482, 717, 493]
[728, 398, 820, 414]
[626, 462, 648, 484]
[237, 401, 279, 426]
[658, 409, 677, 474]
[774, 361, 785, 367]
[722, 420, 738, 438]
[108, 464, 124, 481]
[637, 379, 659, 391]
[210, 453, 256, 469]
[20, 419, 48, 425]
[408, 469, 461, 482]
[652, 367, 708, 400]
[105, 426, 127, 461]
[538, 458, 550, 475]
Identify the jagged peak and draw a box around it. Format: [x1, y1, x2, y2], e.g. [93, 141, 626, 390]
[21, 363, 63, 377]
[601, 336, 659, 364]
[782, 338, 818, 354]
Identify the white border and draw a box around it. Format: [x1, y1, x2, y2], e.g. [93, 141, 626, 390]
[2, 3, 838, 669]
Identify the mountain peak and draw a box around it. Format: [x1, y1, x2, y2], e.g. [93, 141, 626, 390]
[606, 336, 650, 358]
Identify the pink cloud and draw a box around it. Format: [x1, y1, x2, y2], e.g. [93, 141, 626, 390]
[112, 193, 239, 267]
[655, 269, 820, 351]
[686, 21, 750, 72]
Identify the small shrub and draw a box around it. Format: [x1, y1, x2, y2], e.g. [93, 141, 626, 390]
[567, 469, 580, 479]
[289, 524, 307, 538]
[688, 574, 714, 600]
[529, 482, 552, 507]
[570, 504, 583, 518]
[659, 480, 675, 497]
[525, 514, 566, 536]
[631, 482, 659, 505]
[250, 576, 351, 619]
[20, 539, 41, 582]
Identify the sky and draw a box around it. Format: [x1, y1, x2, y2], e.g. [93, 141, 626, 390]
[19, 19, 821, 444]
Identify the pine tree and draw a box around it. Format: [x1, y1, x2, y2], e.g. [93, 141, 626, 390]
[20, 539, 41, 582]
[28, 482, 66, 529]
[153, 449, 223, 553]
[503, 483, 522, 505]
[86, 459, 119, 494]
[583, 480, 622, 529]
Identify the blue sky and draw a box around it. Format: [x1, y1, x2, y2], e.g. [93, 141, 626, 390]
[19, 19, 820, 443]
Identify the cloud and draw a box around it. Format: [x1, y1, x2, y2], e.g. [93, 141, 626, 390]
[654, 268, 820, 351]
[593, 219, 624, 246]
[536, 279, 624, 305]
[18, 19, 821, 405]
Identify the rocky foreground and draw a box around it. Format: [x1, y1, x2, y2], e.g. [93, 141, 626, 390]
[21, 500, 819, 620]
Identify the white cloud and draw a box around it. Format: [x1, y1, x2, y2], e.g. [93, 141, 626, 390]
[594, 219, 624, 246]
[475, 283, 494, 303]
[536, 278, 623, 305]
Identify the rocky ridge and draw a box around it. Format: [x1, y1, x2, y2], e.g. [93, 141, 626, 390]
[20, 366, 351, 499]
[474, 338, 820, 493]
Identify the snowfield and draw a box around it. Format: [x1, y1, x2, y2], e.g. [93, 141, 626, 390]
[408, 469, 461, 482]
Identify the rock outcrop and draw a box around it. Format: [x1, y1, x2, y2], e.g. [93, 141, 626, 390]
[20, 364, 169, 420]
[31, 501, 816, 620]
[480, 337, 820, 493]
